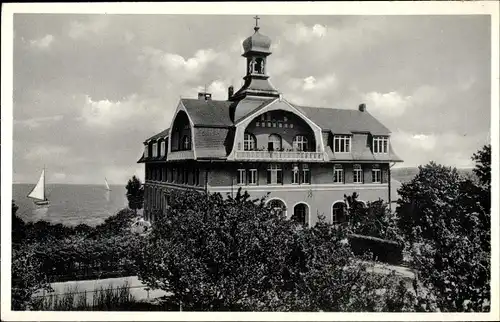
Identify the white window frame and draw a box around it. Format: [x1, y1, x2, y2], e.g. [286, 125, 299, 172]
[182, 136, 191, 150]
[353, 164, 363, 184]
[160, 141, 166, 156]
[152, 142, 158, 157]
[244, 133, 256, 151]
[267, 164, 282, 184]
[373, 136, 389, 154]
[293, 135, 309, 152]
[372, 165, 382, 183]
[237, 169, 246, 185]
[333, 164, 344, 183]
[302, 163, 310, 184]
[334, 135, 351, 153]
[247, 169, 258, 185]
[292, 164, 299, 184]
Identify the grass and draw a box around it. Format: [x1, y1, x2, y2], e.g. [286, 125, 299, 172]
[30, 281, 137, 311]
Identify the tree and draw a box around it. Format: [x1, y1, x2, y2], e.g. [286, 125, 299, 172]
[12, 200, 26, 245]
[395, 149, 491, 312]
[126, 175, 144, 215]
[135, 188, 411, 311]
[12, 243, 51, 310]
[472, 144, 491, 187]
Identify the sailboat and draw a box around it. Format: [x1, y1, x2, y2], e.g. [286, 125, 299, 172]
[28, 168, 50, 207]
[104, 177, 112, 191]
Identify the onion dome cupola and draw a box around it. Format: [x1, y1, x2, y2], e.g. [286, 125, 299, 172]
[229, 16, 280, 102]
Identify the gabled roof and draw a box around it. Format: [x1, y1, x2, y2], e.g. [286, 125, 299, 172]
[181, 98, 232, 127]
[296, 105, 391, 135]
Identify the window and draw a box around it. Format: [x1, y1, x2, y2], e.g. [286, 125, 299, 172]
[194, 168, 200, 186]
[244, 133, 256, 151]
[373, 136, 389, 154]
[268, 134, 282, 151]
[333, 164, 344, 183]
[292, 203, 308, 226]
[292, 164, 300, 184]
[144, 145, 149, 157]
[247, 169, 258, 185]
[267, 164, 283, 184]
[176, 167, 182, 182]
[152, 142, 158, 157]
[237, 169, 246, 185]
[268, 199, 286, 216]
[353, 164, 363, 184]
[160, 141, 166, 156]
[332, 202, 347, 224]
[293, 135, 309, 151]
[302, 164, 310, 184]
[372, 164, 381, 183]
[182, 136, 191, 150]
[334, 135, 351, 153]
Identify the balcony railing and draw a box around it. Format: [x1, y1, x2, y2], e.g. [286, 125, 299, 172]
[234, 150, 324, 161]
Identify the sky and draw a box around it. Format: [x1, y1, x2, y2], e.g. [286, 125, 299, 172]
[11, 14, 491, 185]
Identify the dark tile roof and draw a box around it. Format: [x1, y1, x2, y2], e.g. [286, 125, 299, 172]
[296, 105, 391, 135]
[181, 99, 232, 127]
[145, 128, 170, 143]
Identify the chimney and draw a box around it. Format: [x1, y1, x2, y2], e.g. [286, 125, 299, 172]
[358, 103, 366, 112]
[198, 92, 212, 101]
[228, 86, 234, 100]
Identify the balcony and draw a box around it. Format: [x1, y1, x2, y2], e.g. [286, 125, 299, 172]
[234, 150, 324, 162]
[167, 150, 195, 161]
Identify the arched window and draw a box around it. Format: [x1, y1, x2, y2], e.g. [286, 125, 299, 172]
[332, 201, 348, 224]
[244, 133, 256, 151]
[267, 199, 286, 216]
[182, 135, 191, 150]
[292, 203, 309, 226]
[293, 135, 309, 151]
[268, 134, 282, 151]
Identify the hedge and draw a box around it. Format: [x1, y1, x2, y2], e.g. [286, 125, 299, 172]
[348, 234, 404, 265]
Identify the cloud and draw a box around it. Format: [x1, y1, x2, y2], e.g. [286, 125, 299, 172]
[285, 23, 327, 44]
[68, 17, 109, 39]
[24, 145, 69, 161]
[363, 91, 412, 117]
[14, 115, 63, 128]
[29, 34, 54, 49]
[81, 94, 148, 128]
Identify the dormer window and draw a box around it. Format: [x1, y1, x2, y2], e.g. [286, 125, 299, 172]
[334, 135, 351, 153]
[373, 136, 389, 154]
[144, 145, 149, 157]
[152, 142, 158, 157]
[160, 141, 166, 156]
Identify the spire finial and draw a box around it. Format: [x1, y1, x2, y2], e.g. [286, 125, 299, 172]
[253, 15, 260, 31]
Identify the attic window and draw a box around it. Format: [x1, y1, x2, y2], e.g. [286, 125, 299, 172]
[373, 136, 389, 154]
[334, 135, 351, 153]
[152, 142, 158, 157]
[144, 145, 149, 157]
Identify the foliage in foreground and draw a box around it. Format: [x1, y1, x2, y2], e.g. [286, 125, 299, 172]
[136, 189, 415, 311]
[31, 282, 135, 311]
[396, 145, 491, 312]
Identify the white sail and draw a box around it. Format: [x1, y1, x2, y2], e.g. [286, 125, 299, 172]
[28, 170, 45, 201]
[104, 177, 111, 191]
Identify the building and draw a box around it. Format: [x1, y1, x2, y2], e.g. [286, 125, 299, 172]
[138, 19, 403, 226]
